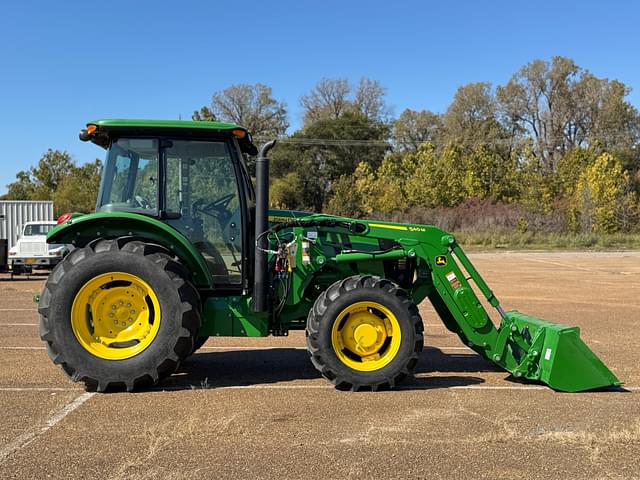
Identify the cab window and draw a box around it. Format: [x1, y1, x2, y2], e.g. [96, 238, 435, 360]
[165, 140, 243, 285]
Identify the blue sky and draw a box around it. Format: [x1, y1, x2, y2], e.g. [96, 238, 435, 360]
[0, 0, 638, 194]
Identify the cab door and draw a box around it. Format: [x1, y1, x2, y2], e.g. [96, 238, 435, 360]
[164, 139, 245, 287]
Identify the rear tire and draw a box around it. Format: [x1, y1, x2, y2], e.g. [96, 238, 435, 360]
[39, 239, 201, 392]
[306, 275, 423, 391]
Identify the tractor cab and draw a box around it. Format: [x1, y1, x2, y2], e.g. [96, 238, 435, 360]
[84, 119, 257, 287]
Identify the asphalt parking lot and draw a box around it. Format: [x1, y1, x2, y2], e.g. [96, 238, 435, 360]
[0, 252, 639, 479]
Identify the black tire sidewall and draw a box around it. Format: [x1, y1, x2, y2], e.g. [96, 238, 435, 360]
[47, 249, 187, 381]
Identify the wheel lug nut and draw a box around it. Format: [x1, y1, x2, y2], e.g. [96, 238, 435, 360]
[127, 303, 131, 307]
[109, 313, 114, 318]
[130, 310, 135, 314]
[112, 305, 116, 310]
[121, 322, 126, 326]
[128, 317, 133, 322]
[113, 320, 118, 325]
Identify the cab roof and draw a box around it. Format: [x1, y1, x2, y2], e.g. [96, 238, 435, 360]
[82, 119, 258, 155]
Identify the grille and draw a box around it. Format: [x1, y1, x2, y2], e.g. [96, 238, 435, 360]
[19, 241, 46, 255]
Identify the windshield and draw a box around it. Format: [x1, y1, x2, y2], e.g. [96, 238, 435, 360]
[23, 224, 54, 236]
[97, 138, 159, 213]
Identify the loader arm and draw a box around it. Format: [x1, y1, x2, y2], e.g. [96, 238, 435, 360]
[269, 216, 621, 392]
[409, 232, 622, 392]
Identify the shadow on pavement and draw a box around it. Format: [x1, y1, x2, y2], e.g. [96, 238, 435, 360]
[156, 346, 491, 392]
[419, 347, 503, 374]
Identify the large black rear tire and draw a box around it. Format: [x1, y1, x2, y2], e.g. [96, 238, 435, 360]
[306, 275, 423, 391]
[39, 239, 201, 392]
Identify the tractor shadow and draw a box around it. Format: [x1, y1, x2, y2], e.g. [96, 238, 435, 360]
[158, 346, 500, 392]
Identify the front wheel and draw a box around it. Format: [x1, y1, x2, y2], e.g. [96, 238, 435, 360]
[39, 239, 201, 392]
[306, 275, 423, 391]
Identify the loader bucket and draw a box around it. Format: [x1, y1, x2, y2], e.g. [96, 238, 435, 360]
[505, 312, 622, 392]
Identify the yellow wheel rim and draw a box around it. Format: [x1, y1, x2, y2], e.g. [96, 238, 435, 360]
[71, 272, 161, 360]
[331, 301, 402, 372]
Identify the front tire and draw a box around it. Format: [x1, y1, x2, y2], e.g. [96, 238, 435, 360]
[39, 239, 201, 392]
[306, 275, 423, 391]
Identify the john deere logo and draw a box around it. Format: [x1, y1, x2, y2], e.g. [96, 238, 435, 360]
[435, 255, 447, 267]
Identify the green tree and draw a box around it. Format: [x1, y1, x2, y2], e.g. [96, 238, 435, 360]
[497, 56, 639, 171]
[497, 57, 580, 170]
[300, 78, 351, 124]
[556, 146, 599, 197]
[191, 106, 216, 121]
[3, 171, 35, 200]
[270, 172, 305, 210]
[463, 145, 518, 201]
[52, 160, 102, 215]
[325, 174, 364, 217]
[4, 149, 74, 200]
[196, 83, 288, 143]
[442, 82, 504, 150]
[326, 158, 407, 217]
[400, 143, 466, 208]
[353, 78, 392, 123]
[572, 77, 639, 152]
[364, 154, 408, 214]
[300, 77, 390, 125]
[393, 109, 442, 150]
[271, 113, 390, 211]
[572, 153, 638, 233]
[516, 141, 559, 214]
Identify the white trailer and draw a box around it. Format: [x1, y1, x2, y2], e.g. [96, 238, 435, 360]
[0, 201, 55, 249]
[0, 201, 56, 273]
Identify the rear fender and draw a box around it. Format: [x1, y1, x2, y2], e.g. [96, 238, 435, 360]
[48, 212, 213, 287]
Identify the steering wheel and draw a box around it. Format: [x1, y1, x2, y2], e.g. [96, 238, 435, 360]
[193, 193, 235, 223]
[134, 195, 152, 209]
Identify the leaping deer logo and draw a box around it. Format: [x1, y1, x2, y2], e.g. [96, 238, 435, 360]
[435, 255, 447, 267]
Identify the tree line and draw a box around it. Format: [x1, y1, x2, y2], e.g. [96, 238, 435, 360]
[4, 56, 639, 234]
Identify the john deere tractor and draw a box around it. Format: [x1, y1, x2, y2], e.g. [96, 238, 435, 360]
[39, 119, 621, 392]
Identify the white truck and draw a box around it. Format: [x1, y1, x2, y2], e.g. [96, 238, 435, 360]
[8, 221, 69, 275]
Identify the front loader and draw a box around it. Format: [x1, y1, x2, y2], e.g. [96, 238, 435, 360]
[39, 119, 621, 392]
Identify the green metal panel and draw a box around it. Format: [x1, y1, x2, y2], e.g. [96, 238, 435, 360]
[505, 311, 622, 392]
[88, 118, 244, 131]
[200, 297, 268, 337]
[47, 211, 213, 287]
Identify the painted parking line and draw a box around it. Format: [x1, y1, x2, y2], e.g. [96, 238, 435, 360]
[0, 387, 82, 392]
[0, 392, 95, 464]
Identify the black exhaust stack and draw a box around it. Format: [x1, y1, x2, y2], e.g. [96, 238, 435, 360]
[252, 140, 277, 313]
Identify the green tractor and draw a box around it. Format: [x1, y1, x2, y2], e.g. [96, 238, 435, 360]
[39, 119, 621, 392]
